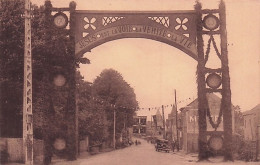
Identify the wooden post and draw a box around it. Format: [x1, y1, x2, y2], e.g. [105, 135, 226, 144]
[113, 108, 116, 149]
[195, 1, 209, 161]
[43, 1, 53, 164]
[151, 115, 152, 128]
[256, 125, 259, 161]
[175, 90, 179, 151]
[219, 0, 233, 161]
[23, 0, 33, 164]
[162, 105, 166, 139]
[66, 1, 77, 160]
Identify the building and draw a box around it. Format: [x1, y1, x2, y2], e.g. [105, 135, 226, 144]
[153, 109, 164, 129]
[133, 116, 147, 134]
[165, 105, 179, 142]
[142, 110, 165, 138]
[243, 104, 260, 141]
[242, 104, 260, 160]
[153, 109, 165, 137]
[180, 93, 235, 153]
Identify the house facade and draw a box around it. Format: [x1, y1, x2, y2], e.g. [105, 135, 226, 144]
[179, 93, 235, 153]
[243, 104, 260, 141]
[242, 104, 260, 159]
[133, 116, 147, 134]
[165, 105, 181, 143]
[144, 110, 165, 138]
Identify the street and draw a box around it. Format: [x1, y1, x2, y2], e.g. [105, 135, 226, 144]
[51, 138, 194, 165]
[50, 138, 259, 165]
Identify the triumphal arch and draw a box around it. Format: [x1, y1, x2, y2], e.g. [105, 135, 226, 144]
[22, 0, 233, 164]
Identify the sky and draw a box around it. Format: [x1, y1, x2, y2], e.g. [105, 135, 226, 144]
[31, 0, 260, 118]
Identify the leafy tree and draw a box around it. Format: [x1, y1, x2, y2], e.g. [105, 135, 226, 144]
[233, 105, 244, 136]
[0, 0, 49, 138]
[0, 0, 25, 137]
[0, 0, 78, 139]
[92, 69, 138, 144]
[0, 0, 52, 138]
[76, 71, 109, 144]
[1, 0, 87, 162]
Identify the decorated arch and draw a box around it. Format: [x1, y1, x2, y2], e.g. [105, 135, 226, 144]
[74, 11, 198, 60]
[24, 1, 233, 164]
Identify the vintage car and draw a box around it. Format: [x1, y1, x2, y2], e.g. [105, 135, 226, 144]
[155, 139, 170, 153]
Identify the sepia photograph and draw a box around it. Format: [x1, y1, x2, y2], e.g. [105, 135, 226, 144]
[0, 0, 259, 164]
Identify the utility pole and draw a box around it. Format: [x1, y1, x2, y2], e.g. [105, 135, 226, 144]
[151, 115, 152, 128]
[256, 125, 260, 161]
[151, 115, 153, 137]
[23, 0, 33, 164]
[125, 112, 128, 140]
[123, 113, 126, 131]
[175, 89, 179, 151]
[170, 93, 175, 142]
[113, 107, 116, 149]
[123, 111, 127, 141]
[162, 105, 166, 139]
[170, 118, 173, 142]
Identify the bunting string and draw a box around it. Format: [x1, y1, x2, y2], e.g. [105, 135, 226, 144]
[88, 95, 194, 111]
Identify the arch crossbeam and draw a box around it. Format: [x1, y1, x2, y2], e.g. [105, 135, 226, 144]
[74, 11, 198, 59]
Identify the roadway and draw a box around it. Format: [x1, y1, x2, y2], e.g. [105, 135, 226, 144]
[51, 138, 259, 165]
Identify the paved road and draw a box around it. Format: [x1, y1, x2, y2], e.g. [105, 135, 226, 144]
[51, 138, 259, 165]
[77, 140, 192, 165]
[52, 138, 196, 165]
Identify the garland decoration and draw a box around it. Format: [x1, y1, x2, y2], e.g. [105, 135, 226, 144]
[206, 103, 223, 130]
[204, 35, 212, 64]
[211, 35, 222, 59]
[204, 35, 223, 65]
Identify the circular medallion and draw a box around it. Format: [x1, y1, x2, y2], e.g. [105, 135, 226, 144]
[206, 73, 222, 89]
[53, 12, 68, 29]
[203, 14, 219, 30]
[208, 135, 223, 151]
[53, 138, 66, 151]
[53, 74, 66, 87]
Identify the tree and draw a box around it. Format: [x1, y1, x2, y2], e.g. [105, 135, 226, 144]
[0, 0, 50, 138]
[92, 69, 138, 144]
[0, 0, 85, 162]
[233, 105, 244, 136]
[0, 0, 25, 137]
[76, 71, 109, 144]
[0, 0, 83, 138]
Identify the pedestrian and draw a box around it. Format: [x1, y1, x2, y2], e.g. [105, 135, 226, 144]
[171, 141, 175, 152]
[135, 140, 138, 145]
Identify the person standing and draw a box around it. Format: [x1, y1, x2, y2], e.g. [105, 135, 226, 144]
[171, 140, 175, 152]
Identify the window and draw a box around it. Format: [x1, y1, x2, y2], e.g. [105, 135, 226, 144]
[140, 118, 146, 125]
[133, 118, 139, 125]
[133, 126, 139, 133]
